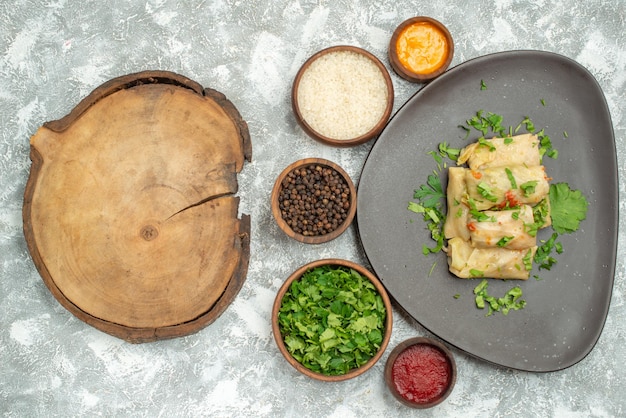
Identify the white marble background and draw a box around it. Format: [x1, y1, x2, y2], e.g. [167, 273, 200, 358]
[1, 0, 625, 416]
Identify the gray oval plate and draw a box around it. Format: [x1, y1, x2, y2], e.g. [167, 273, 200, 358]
[357, 50, 618, 372]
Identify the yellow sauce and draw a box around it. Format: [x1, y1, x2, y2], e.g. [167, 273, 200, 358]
[396, 22, 449, 75]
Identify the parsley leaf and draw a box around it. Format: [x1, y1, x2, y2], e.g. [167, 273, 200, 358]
[414, 173, 444, 208]
[408, 154, 448, 255]
[549, 183, 589, 234]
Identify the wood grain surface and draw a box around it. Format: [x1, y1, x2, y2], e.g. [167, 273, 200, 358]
[23, 71, 252, 343]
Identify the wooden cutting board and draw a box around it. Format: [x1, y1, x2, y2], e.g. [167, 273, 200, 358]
[23, 71, 252, 343]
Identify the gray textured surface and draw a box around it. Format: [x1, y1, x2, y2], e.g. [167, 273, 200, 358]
[1, 0, 624, 416]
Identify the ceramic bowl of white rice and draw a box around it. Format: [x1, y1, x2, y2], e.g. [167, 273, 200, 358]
[292, 45, 394, 147]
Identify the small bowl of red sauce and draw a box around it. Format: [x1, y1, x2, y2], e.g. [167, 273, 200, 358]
[384, 337, 456, 408]
[388, 16, 454, 82]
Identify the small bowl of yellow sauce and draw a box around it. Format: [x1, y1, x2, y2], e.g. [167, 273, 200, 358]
[389, 17, 454, 82]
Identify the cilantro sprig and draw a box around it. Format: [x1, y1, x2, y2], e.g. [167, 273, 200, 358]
[277, 265, 386, 376]
[408, 152, 447, 255]
[549, 183, 589, 233]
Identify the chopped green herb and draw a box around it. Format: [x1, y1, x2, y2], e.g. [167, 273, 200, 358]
[563, 131, 569, 138]
[504, 137, 514, 145]
[408, 201, 445, 255]
[477, 136, 496, 151]
[459, 125, 471, 140]
[496, 236, 514, 247]
[532, 198, 550, 228]
[538, 130, 557, 161]
[473, 279, 526, 316]
[521, 116, 535, 132]
[540, 98, 546, 106]
[505, 167, 517, 189]
[480, 79, 488, 90]
[470, 269, 484, 278]
[454, 294, 461, 299]
[468, 197, 494, 222]
[277, 265, 387, 376]
[534, 232, 560, 270]
[522, 249, 533, 271]
[477, 182, 499, 202]
[464, 110, 507, 138]
[520, 180, 538, 197]
[439, 142, 461, 161]
[429, 261, 438, 276]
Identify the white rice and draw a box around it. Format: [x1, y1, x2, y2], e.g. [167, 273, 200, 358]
[296, 50, 388, 140]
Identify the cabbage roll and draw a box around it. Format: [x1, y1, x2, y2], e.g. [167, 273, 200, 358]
[467, 204, 536, 250]
[457, 133, 541, 170]
[444, 167, 470, 241]
[465, 165, 549, 211]
[447, 237, 536, 280]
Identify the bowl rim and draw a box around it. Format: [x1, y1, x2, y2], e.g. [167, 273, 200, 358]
[291, 45, 395, 147]
[271, 258, 393, 382]
[388, 16, 454, 83]
[270, 158, 357, 244]
[384, 336, 457, 408]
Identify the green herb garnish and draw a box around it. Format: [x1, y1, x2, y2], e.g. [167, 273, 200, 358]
[470, 269, 484, 278]
[522, 249, 533, 271]
[473, 279, 526, 316]
[496, 236, 514, 247]
[520, 180, 538, 197]
[464, 110, 507, 138]
[480, 79, 488, 90]
[505, 167, 517, 189]
[477, 182, 499, 202]
[534, 232, 561, 270]
[467, 197, 495, 222]
[548, 183, 589, 234]
[408, 151, 449, 254]
[477, 136, 496, 151]
[438, 142, 461, 161]
[277, 265, 386, 376]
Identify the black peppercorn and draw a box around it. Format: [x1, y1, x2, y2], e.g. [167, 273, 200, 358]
[279, 164, 351, 236]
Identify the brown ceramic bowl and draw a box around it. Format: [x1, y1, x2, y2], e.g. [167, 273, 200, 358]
[384, 337, 457, 408]
[272, 259, 393, 381]
[292, 45, 394, 147]
[389, 17, 454, 82]
[271, 158, 356, 244]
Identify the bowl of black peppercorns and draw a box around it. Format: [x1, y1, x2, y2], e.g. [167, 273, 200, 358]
[271, 158, 357, 244]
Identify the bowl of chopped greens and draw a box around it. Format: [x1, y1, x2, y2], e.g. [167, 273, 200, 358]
[272, 259, 392, 381]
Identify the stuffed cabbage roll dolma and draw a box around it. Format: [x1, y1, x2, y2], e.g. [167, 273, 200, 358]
[467, 204, 537, 250]
[447, 237, 536, 280]
[465, 165, 550, 211]
[443, 167, 470, 241]
[457, 133, 541, 170]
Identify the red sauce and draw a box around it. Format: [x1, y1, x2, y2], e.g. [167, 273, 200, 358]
[391, 344, 451, 404]
[497, 190, 520, 209]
